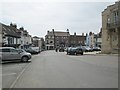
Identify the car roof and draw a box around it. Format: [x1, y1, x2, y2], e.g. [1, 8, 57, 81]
[0, 47, 15, 49]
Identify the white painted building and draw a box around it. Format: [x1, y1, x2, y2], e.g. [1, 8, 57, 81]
[86, 32, 95, 48]
[18, 27, 32, 49]
[32, 36, 44, 50]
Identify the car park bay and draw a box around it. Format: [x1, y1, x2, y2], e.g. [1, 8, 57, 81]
[2, 54, 39, 88]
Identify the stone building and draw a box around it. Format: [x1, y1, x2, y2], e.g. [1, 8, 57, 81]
[102, 2, 119, 53]
[45, 30, 55, 50]
[0, 24, 2, 47]
[45, 29, 70, 50]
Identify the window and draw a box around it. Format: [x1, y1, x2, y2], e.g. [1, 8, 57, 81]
[46, 40, 49, 44]
[8, 37, 14, 44]
[107, 18, 110, 24]
[114, 11, 118, 23]
[2, 49, 10, 52]
[50, 41, 53, 43]
[10, 49, 18, 53]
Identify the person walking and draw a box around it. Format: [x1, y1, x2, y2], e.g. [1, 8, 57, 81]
[55, 48, 58, 52]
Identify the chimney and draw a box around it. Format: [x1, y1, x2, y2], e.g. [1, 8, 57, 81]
[19, 27, 24, 30]
[74, 32, 76, 36]
[82, 33, 84, 36]
[10, 22, 13, 27]
[52, 29, 54, 33]
[67, 29, 69, 32]
[10, 23, 17, 28]
[89, 32, 92, 36]
[47, 30, 49, 34]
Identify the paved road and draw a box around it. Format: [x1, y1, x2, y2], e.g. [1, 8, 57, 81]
[2, 54, 39, 88]
[3, 50, 118, 88]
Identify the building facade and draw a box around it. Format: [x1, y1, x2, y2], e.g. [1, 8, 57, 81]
[1, 23, 21, 48]
[45, 29, 87, 50]
[86, 32, 95, 48]
[45, 30, 55, 50]
[18, 27, 32, 49]
[32, 36, 45, 50]
[0, 24, 2, 47]
[102, 2, 119, 53]
[94, 29, 102, 48]
[0, 23, 34, 49]
[45, 29, 70, 50]
[70, 33, 86, 47]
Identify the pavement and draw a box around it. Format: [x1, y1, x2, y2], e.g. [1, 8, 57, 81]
[84, 51, 118, 56]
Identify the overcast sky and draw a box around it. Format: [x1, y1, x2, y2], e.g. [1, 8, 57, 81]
[0, 0, 117, 38]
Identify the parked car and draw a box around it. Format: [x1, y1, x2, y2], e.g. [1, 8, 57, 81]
[31, 47, 41, 53]
[25, 47, 40, 54]
[0, 47, 32, 62]
[67, 47, 83, 55]
[80, 46, 92, 52]
[92, 47, 101, 51]
[59, 47, 64, 52]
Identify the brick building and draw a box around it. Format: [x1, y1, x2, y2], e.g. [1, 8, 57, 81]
[70, 32, 86, 47]
[45, 29, 86, 50]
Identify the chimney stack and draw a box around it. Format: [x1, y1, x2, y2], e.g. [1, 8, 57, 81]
[74, 32, 76, 36]
[10, 23, 17, 28]
[52, 29, 54, 33]
[82, 33, 84, 36]
[47, 30, 49, 34]
[19, 27, 24, 30]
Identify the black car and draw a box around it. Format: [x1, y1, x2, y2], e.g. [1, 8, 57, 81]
[67, 47, 83, 55]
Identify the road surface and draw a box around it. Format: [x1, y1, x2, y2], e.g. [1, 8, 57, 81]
[2, 50, 118, 88]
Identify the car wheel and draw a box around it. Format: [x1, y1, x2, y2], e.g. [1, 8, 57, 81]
[21, 56, 28, 62]
[81, 52, 83, 55]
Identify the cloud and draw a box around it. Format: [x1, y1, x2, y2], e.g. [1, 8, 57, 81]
[1, 2, 115, 37]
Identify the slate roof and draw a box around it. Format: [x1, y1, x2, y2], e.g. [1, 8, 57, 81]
[54, 31, 70, 37]
[1, 23, 21, 38]
[48, 31, 70, 37]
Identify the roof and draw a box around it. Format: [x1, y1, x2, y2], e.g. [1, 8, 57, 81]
[1, 23, 21, 38]
[47, 31, 70, 36]
[54, 31, 70, 36]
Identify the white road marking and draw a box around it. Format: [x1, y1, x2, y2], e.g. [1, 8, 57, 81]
[10, 62, 31, 88]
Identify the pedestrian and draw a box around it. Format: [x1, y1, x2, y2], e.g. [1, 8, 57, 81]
[55, 48, 58, 52]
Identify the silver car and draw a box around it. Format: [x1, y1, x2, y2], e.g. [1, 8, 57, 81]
[0, 47, 32, 62]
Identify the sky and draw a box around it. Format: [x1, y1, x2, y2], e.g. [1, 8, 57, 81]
[0, 0, 117, 38]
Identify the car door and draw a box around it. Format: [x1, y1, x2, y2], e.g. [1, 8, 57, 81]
[10, 49, 21, 60]
[2, 48, 11, 60]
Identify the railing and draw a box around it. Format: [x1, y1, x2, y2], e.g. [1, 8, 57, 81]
[107, 21, 120, 29]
